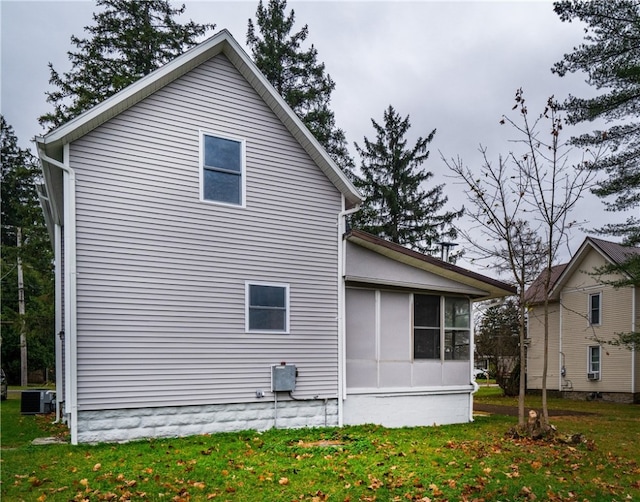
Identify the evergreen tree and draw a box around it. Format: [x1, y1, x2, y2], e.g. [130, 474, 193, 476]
[351, 105, 463, 256]
[40, 0, 214, 129]
[1, 116, 54, 384]
[247, 0, 353, 172]
[476, 300, 521, 396]
[552, 1, 640, 249]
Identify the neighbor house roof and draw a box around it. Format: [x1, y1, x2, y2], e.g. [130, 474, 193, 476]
[345, 229, 517, 300]
[525, 236, 640, 305]
[36, 29, 361, 231]
[524, 264, 567, 305]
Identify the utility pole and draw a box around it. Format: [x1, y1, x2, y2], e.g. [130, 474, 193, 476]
[17, 227, 27, 386]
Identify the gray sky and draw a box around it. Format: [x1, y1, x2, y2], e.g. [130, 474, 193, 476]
[0, 0, 624, 274]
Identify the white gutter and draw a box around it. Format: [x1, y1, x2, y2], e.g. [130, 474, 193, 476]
[336, 200, 360, 427]
[38, 144, 78, 445]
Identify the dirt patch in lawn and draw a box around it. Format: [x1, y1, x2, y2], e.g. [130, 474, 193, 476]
[474, 403, 594, 417]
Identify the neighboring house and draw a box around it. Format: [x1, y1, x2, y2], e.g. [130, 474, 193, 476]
[37, 30, 515, 444]
[526, 237, 640, 403]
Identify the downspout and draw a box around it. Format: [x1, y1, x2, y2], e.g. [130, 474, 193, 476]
[469, 299, 478, 422]
[559, 292, 564, 392]
[54, 224, 63, 423]
[39, 145, 78, 445]
[632, 287, 636, 395]
[336, 200, 360, 427]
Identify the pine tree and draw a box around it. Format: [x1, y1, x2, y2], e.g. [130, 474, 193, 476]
[352, 105, 463, 256]
[552, 1, 640, 247]
[247, 0, 353, 172]
[1, 116, 54, 384]
[39, 0, 214, 129]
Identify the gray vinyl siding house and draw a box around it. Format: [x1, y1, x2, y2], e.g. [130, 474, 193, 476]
[38, 30, 514, 444]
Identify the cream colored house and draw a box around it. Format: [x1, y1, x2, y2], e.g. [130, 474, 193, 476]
[526, 237, 640, 403]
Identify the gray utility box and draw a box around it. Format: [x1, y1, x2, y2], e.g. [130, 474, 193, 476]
[271, 364, 297, 392]
[21, 389, 56, 414]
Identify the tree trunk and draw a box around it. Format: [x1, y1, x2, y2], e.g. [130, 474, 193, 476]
[518, 296, 526, 426]
[17, 227, 28, 387]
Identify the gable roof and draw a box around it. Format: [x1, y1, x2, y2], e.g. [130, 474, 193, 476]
[345, 229, 517, 300]
[36, 29, 361, 225]
[524, 263, 567, 305]
[525, 236, 640, 305]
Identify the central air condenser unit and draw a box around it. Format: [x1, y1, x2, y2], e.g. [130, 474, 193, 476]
[21, 389, 56, 414]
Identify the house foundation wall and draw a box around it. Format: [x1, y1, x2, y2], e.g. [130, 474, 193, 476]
[343, 391, 472, 428]
[77, 399, 338, 444]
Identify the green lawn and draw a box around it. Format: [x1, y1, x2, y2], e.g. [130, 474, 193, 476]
[1, 388, 639, 501]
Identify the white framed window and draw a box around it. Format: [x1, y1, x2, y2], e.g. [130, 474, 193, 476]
[200, 131, 245, 206]
[587, 345, 601, 380]
[245, 282, 289, 333]
[588, 292, 601, 326]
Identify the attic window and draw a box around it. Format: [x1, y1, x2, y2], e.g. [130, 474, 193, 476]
[201, 132, 245, 206]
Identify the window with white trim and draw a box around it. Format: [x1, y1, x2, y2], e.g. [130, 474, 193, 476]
[588, 345, 601, 379]
[414, 294, 470, 360]
[246, 283, 289, 333]
[589, 292, 601, 326]
[201, 132, 244, 205]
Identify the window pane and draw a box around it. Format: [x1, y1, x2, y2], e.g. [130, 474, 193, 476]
[203, 169, 240, 204]
[204, 135, 241, 172]
[589, 346, 600, 372]
[444, 297, 470, 328]
[414, 328, 440, 359]
[445, 330, 470, 360]
[590, 294, 601, 325]
[249, 308, 286, 331]
[414, 295, 440, 327]
[250, 285, 286, 308]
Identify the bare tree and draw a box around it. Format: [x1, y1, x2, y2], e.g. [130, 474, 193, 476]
[443, 148, 546, 427]
[504, 89, 599, 424]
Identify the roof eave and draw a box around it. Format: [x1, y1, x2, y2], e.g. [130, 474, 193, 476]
[346, 230, 517, 301]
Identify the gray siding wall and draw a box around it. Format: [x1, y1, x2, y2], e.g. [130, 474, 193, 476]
[69, 54, 342, 411]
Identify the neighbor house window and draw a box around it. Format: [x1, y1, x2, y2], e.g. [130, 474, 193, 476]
[444, 297, 471, 360]
[246, 283, 289, 333]
[414, 294, 440, 359]
[588, 345, 601, 379]
[414, 294, 471, 360]
[201, 132, 244, 205]
[589, 292, 601, 326]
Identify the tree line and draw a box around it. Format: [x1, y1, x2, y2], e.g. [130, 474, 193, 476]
[2, 0, 639, 430]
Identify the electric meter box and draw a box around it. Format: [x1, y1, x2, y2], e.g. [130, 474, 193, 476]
[271, 364, 297, 392]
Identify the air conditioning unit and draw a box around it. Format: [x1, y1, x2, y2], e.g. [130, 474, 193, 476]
[587, 372, 600, 381]
[21, 390, 56, 414]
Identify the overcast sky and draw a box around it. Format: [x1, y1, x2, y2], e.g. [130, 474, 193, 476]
[0, 0, 624, 273]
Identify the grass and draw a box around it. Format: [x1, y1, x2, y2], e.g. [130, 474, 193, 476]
[1, 387, 639, 501]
